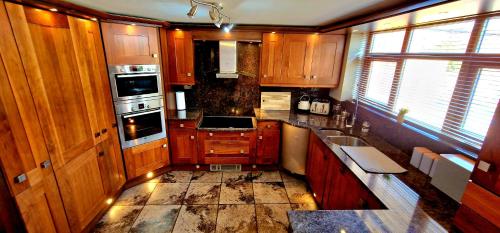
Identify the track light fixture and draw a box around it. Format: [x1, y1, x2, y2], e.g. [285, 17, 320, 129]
[187, 0, 233, 31]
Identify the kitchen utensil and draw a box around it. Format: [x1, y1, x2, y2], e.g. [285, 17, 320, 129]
[297, 95, 311, 111]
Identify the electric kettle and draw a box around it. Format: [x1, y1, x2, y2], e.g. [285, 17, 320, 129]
[297, 95, 311, 111]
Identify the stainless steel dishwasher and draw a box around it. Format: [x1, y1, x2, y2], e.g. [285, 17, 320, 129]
[281, 123, 310, 175]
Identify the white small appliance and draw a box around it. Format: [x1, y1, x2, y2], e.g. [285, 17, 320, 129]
[310, 98, 331, 115]
[297, 95, 311, 111]
[175, 91, 186, 110]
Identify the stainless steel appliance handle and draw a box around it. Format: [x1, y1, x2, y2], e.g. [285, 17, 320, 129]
[116, 73, 158, 78]
[123, 109, 162, 118]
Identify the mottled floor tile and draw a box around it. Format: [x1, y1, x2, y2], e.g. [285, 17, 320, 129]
[280, 170, 305, 183]
[191, 171, 223, 183]
[147, 183, 189, 205]
[252, 171, 282, 182]
[184, 183, 221, 204]
[255, 204, 291, 233]
[220, 182, 254, 204]
[115, 183, 157, 206]
[284, 181, 315, 204]
[222, 171, 252, 183]
[129, 205, 180, 233]
[172, 205, 217, 233]
[291, 203, 318, 211]
[151, 171, 193, 183]
[253, 182, 289, 204]
[93, 205, 143, 233]
[216, 204, 257, 233]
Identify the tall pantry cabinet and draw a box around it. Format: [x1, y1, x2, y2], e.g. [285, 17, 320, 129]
[0, 2, 125, 232]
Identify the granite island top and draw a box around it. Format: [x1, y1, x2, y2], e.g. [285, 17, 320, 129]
[254, 108, 448, 233]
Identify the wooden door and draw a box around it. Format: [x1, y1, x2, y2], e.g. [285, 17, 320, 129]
[281, 34, 314, 85]
[167, 30, 195, 85]
[123, 138, 169, 179]
[256, 121, 280, 164]
[309, 35, 345, 87]
[101, 22, 159, 65]
[55, 147, 106, 232]
[5, 4, 96, 168]
[260, 33, 283, 85]
[97, 137, 125, 196]
[170, 128, 198, 164]
[69, 17, 114, 144]
[305, 134, 329, 204]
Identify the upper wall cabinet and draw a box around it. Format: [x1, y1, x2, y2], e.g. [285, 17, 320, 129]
[260, 33, 345, 88]
[101, 22, 160, 65]
[166, 30, 195, 85]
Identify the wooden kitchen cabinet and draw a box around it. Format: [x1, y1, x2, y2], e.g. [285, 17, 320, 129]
[260, 33, 284, 85]
[97, 137, 125, 196]
[306, 133, 330, 205]
[198, 131, 257, 164]
[260, 33, 344, 88]
[256, 121, 281, 164]
[167, 30, 195, 85]
[123, 138, 169, 179]
[170, 128, 198, 164]
[101, 22, 160, 65]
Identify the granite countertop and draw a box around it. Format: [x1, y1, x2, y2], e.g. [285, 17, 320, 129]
[254, 108, 447, 233]
[167, 109, 203, 121]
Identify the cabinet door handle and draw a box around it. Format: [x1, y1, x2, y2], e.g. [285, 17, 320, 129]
[101, 128, 108, 134]
[240, 149, 244, 154]
[258, 136, 263, 140]
[240, 133, 245, 137]
[190, 135, 195, 140]
[14, 174, 27, 184]
[112, 123, 118, 128]
[162, 144, 168, 148]
[98, 151, 105, 157]
[40, 160, 51, 169]
[209, 149, 214, 154]
[311, 75, 317, 79]
[209, 133, 213, 137]
[266, 124, 271, 129]
[152, 53, 158, 58]
[187, 73, 192, 77]
[263, 74, 267, 78]
[95, 132, 101, 138]
[180, 123, 184, 128]
[304, 75, 308, 79]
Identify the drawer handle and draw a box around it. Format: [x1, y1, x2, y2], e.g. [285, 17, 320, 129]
[187, 73, 192, 77]
[258, 136, 263, 140]
[98, 151, 105, 157]
[240, 149, 244, 154]
[180, 123, 184, 128]
[209, 133, 213, 137]
[40, 160, 51, 169]
[95, 132, 101, 138]
[209, 149, 214, 154]
[240, 133, 244, 137]
[162, 144, 167, 148]
[14, 174, 27, 184]
[266, 125, 271, 129]
[190, 135, 195, 140]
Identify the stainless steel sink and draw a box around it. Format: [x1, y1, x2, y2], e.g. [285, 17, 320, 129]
[319, 129, 344, 137]
[326, 136, 369, 146]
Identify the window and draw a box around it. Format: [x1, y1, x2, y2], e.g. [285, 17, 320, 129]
[370, 30, 405, 53]
[365, 61, 397, 105]
[408, 21, 475, 53]
[355, 16, 500, 152]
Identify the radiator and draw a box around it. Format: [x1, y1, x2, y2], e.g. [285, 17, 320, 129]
[430, 154, 475, 202]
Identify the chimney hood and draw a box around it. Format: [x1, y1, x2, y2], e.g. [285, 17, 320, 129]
[216, 41, 239, 79]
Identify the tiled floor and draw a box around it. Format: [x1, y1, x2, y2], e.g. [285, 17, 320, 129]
[93, 170, 317, 233]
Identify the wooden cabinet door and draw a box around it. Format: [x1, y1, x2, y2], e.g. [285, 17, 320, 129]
[97, 137, 125, 196]
[281, 34, 314, 85]
[170, 128, 198, 164]
[260, 33, 283, 85]
[6, 4, 96, 168]
[256, 121, 281, 164]
[309, 35, 345, 87]
[305, 134, 329, 204]
[101, 22, 159, 65]
[55, 147, 106, 232]
[167, 30, 195, 85]
[123, 138, 169, 179]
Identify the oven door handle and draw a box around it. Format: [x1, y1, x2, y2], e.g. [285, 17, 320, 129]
[123, 109, 162, 118]
[116, 73, 158, 78]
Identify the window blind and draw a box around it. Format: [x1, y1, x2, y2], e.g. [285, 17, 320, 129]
[353, 15, 500, 152]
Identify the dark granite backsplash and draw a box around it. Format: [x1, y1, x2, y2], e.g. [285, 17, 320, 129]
[174, 40, 332, 116]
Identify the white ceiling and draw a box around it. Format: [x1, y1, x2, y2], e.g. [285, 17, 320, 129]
[66, 0, 405, 26]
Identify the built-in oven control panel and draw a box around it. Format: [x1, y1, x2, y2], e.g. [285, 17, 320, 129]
[115, 97, 164, 115]
[110, 64, 158, 74]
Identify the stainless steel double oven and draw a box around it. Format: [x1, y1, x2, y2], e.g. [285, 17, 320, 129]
[109, 65, 166, 149]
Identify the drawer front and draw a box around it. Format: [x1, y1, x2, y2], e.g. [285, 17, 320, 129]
[199, 131, 255, 139]
[204, 140, 250, 156]
[168, 120, 197, 129]
[257, 121, 280, 130]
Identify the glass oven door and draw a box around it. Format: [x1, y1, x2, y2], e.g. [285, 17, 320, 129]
[121, 109, 164, 142]
[115, 73, 160, 99]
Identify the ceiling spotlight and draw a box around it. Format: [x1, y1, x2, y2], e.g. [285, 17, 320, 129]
[187, 4, 198, 18]
[214, 17, 223, 28]
[209, 7, 218, 21]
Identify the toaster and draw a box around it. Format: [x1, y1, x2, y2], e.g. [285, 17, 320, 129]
[310, 99, 331, 115]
